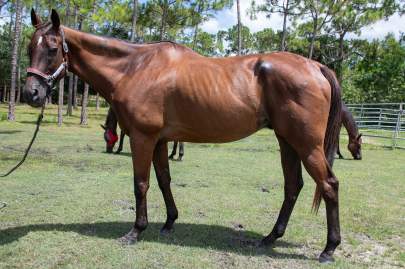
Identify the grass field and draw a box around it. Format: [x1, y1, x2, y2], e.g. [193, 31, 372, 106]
[1, 104, 404, 269]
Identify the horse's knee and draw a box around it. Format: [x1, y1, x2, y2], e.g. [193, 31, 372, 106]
[134, 180, 149, 197]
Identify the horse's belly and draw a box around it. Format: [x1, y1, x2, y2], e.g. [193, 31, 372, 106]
[161, 102, 265, 143]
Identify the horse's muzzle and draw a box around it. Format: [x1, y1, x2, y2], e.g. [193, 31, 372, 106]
[24, 78, 47, 107]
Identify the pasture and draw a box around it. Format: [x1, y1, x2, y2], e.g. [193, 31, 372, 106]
[0, 104, 404, 269]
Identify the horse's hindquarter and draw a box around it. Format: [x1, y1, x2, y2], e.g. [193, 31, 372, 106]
[162, 55, 267, 143]
[260, 53, 332, 146]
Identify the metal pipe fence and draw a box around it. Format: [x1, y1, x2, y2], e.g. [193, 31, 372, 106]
[346, 103, 405, 149]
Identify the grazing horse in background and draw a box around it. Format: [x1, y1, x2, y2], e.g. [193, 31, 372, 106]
[102, 107, 185, 160]
[337, 102, 362, 160]
[100, 107, 123, 153]
[168, 141, 184, 161]
[24, 9, 343, 263]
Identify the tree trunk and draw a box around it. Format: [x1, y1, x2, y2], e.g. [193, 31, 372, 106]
[8, 0, 22, 121]
[67, 73, 73, 115]
[16, 65, 21, 103]
[16, 34, 25, 104]
[95, 93, 100, 111]
[65, 0, 70, 26]
[192, 23, 199, 50]
[159, 0, 168, 40]
[337, 32, 345, 83]
[58, 78, 64, 126]
[73, 75, 78, 109]
[236, 0, 242, 55]
[280, 0, 289, 51]
[131, 0, 138, 42]
[5, 85, 8, 102]
[2, 82, 6, 102]
[308, 18, 318, 59]
[80, 83, 89, 125]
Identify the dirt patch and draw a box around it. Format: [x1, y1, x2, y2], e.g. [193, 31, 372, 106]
[113, 199, 135, 212]
[0, 201, 7, 210]
[341, 233, 400, 267]
[229, 222, 258, 248]
[211, 251, 236, 267]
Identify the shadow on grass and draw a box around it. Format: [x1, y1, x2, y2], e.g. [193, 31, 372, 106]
[0, 130, 22, 135]
[0, 221, 310, 260]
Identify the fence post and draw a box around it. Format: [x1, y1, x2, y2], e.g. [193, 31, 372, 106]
[393, 104, 403, 149]
[378, 108, 382, 128]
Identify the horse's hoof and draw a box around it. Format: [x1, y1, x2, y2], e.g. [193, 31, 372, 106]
[160, 227, 174, 236]
[259, 235, 276, 247]
[319, 252, 335, 263]
[117, 233, 138, 245]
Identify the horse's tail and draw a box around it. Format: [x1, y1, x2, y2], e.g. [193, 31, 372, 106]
[312, 66, 342, 213]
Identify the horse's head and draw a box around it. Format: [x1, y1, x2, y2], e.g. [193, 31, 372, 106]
[24, 9, 67, 107]
[348, 133, 362, 160]
[100, 124, 118, 153]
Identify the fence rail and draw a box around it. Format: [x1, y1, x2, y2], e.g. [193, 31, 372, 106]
[346, 103, 405, 149]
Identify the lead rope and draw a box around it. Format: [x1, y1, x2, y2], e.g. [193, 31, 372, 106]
[0, 103, 45, 177]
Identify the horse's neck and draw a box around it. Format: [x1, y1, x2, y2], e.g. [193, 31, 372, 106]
[106, 108, 118, 131]
[63, 27, 136, 102]
[342, 110, 358, 141]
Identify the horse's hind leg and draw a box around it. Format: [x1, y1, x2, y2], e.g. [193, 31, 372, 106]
[115, 130, 125, 154]
[301, 148, 341, 263]
[169, 141, 178, 160]
[178, 142, 184, 161]
[153, 140, 178, 234]
[336, 134, 344, 159]
[261, 135, 303, 246]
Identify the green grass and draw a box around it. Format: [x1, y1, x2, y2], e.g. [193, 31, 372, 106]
[1, 104, 404, 269]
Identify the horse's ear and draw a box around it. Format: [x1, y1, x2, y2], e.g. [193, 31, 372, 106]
[50, 9, 60, 31]
[31, 8, 42, 27]
[100, 124, 107, 130]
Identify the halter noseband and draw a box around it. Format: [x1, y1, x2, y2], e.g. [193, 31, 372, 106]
[26, 28, 69, 89]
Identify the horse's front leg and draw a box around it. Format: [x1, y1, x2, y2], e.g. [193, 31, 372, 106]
[115, 130, 125, 154]
[119, 131, 158, 244]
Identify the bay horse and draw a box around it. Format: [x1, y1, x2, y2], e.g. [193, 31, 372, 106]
[24, 10, 342, 263]
[337, 102, 362, 160]
[101, 107, 185, 160]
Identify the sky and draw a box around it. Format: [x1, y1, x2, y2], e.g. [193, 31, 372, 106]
[1, 0, 404, 40]
[200, 0, 405, 40]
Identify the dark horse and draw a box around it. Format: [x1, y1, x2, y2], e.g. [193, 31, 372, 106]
[101, 107, 185, 160]
[337, 102, 362, 160]
[24, 10, 342, 263]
